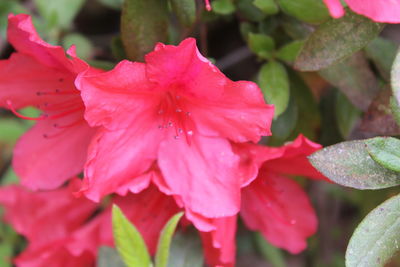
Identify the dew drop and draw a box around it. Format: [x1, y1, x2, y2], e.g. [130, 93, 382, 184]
[187, 130, 193, 136]
[168, 122, 173, 127]
[290, 219, 297, 225]
[186, 112, 191, 116]
[176, 108, 182, 112]
[158, 125, 164, 129]
[158, 109, 164, 115]
[174, 135, 180, 140]
[178, 128, 183, 133]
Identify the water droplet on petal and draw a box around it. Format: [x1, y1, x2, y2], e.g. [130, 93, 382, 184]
[187, 130, 193, 136]
[168, 122, 173, 127]
[178, 128, 183, 133]
[290, 219, 297, 225]
[158, 109, 164, 115]
[174, 135, 180, 140]
[158, 125, 164, 129]
[176, 108, 182, 112]
[186, 112, 191, 116]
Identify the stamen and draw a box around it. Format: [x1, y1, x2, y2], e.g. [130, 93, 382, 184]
[53, 118, 84, 129]
[204, 0, 212, 11]
[6, 100, 46, 121]
[36, 89, 79, 96]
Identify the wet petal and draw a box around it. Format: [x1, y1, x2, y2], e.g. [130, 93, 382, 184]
[158, 134, 241, 218]
[241, 173, 317, 253]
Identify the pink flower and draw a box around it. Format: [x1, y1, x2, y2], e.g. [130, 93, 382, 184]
[0, 14, 97, 190]
[323, 0, 400, 23]
[76, 38, 274, 220]
[0, 183, 180, 266]
[200, 135, 326, 266]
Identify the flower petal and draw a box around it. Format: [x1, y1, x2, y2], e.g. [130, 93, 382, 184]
[192, 80, 274, 143]
[200, 216, 236, 267]
[13, 117, 95, 190]
[158, 134, 241, 218]
[76, 60, 155, 130]
[145, 38, 227, 100]
[0, 53, 75, 109]
[323, 0, 345, 18]
[241, 173, 318, 253]
[346, 0, 400, 23]
[82, 122, 161, 201]
[7, 14, 72, 71]
[262, 135, 326, 180]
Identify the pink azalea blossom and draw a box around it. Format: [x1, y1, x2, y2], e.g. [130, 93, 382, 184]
[0, 14, 97, 190]
[200, 135, 326, 266]
[323, 0, 400, 23]
[76, 38, 274, 221]
[0, 183, 180, 266]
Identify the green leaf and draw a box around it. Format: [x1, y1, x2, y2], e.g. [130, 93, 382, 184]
[309, 140, 400, 189]
[34, 0, 85, 30]
[0, 119, 26, 144]
[155, 212, 184, 267]
[62, 33, 94, 60]
[254, 233, 286, 267]
[170, 0, 196, 26]
[248, 33, 275, 59]
[276, 0, 330, 24]
[253, 0, 279, 15]
[121, 0, 169, 61]
[365, 137, 400, 173]
[112, 205, 151, 267]
[236, 0, 266, 22]
[365, 37, 398, 81]
[97, 246, 126, 267]
[258, 61, 290, 117]
[270, 96, 298, 144]
[346, 193, 400, 267]
[212, 0, 235, 15]
[276, 40, 304, 64]
[167, 233, 203, 267]
[1, 168, 18, 186]
[295, 11, 383, 71]
[335, 91, 361, 139]
[320, 52, 379, 111]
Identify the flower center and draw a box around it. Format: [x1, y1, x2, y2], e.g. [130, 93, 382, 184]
[157, 92, 195, 144]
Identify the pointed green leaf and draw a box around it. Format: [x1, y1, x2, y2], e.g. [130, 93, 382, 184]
[253, 0, 279, 15]
[276, 0, 330, 24]
[390, 97, 400, 127]
[98, 246, 126, 267]
[112, 205, 151, 267]
[155, 212, 184, 267]
[309, 140, 400, 189]
[236, 0, 266, 22]
[34, 0, 85, 30]
[346, 193, 400, 267]
[295, 11, 383, 71]
[335, 91, 361, 139]
[258, 61, 290, 117]
[276, 40, 304, 65]
[248, 33, 275, 59]
[365, 137, 400, 173]
[121, 0, 168, 61]
[212, 0, 236, 15]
